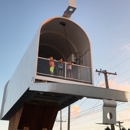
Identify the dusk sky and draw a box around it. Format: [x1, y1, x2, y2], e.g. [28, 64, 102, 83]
[0, 0, 130, 130]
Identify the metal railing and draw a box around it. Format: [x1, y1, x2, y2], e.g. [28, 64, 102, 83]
[37, 57, 92, 83]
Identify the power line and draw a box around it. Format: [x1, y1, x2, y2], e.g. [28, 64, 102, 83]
[71, 102, 128, 125]
[99, 75, 116, 87]
[61, 98, 88, 119]
[71, 98, 88, 114]
[101, 43, 130, 67]
[55, 98, 88, 124]
[94, 72, 100, 81]
[54, 102, 130, 129]
[71, 108, 102, 121]
[55, 93, 130, 128]
[108, 56, 130, 71]
[96, 74, 103, 86]
[55, 75, 130, 128]
[71, 106, 102, 121]
[61, 103, 130, 129]
[110, 77, 130, 89]
[69, 100, 129, 127]
[96, 69, 127, 130]
[69, 103, 130, 127]
[75, 104, 102, 115]
[71, 100, 101, 122]
[71, 116, 101, 126]
[55, 48, 130, 129]
[94, 67, 130, 89]
[94, 44, 130, 86]
[54, 102, 102, 128]
[115, 68, 130, 78]
[109, 68, 130, 84]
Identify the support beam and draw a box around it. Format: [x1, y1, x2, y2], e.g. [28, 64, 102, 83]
[8, 102, 59, 130]
[30, 83, 129, 102]
[63, 0, 77, 18]
[8, 107, 23, 130]
[58, 95, 73, 105]
[18, 103, 59, 130]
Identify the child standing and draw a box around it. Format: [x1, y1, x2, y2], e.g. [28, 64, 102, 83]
[58, 58, 64, 76]
[49, 56, 55, 75]
[67, 61, 73, 78]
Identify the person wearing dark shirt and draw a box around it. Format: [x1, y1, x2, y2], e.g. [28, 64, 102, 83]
[58, 58, 64, 76]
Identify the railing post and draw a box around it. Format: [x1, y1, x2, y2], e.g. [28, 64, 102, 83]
[79, 65, 81, 80]
[38, 57, 92, 83]
[65, 62, 66, 79]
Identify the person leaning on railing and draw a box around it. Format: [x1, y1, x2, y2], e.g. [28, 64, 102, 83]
[49, 56, 55, 75]
[67, 61, 73, 78]
[58, 58, 64, 77]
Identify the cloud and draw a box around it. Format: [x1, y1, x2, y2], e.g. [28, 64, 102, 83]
[71, 104, 81, 118]
[98, 80, 130, 92]
[118, 108, 130, 120]
[123, 43, 130, 51]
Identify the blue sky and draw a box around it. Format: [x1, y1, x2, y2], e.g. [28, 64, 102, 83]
[0, 0, 130, 130]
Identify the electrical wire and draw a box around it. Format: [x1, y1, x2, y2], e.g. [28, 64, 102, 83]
[101, 43, 130, 67]
[54, 102, 102, 128]
[71, 116, 101, 126]
[69, 102, 130, 128]
[71, 98, 88, 115]
[108, 75, 117, 86]
[54, 101, 130, 129]
[96, 74, 103, 86]
[94, 72, 102, 85]
[56, 98, 88, 122]
[110, 77, 130, 89]
[53, 42, 130, 129]
[97, 74, 113, 87]
[108, 56, 130, 71]
[109, 68, 130, 84]
[55, 45, 130, 129]
[74, 102, 128, 123]
[71, 107, 102, 121]
[73, 104, 102, 115]
[70, 100, 102, 122]
[94, 44, 130, 88]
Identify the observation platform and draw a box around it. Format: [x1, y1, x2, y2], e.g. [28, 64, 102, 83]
[0, 16, 129, 130]
[37, 57, 92, 84]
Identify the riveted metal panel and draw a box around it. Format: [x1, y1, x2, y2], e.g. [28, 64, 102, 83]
[0, 30, 39, 119]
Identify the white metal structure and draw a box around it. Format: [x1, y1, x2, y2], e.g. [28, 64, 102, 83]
[0, 16, 128, 121]
[0, 1, 129, 127]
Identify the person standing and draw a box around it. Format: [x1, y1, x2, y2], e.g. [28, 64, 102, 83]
[58, 58, 64, 76]
[49, 56, 55, 75]
[67, 61, 73, 78]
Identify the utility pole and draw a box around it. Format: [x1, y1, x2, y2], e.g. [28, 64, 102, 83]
[96, 69, 117, 130]
[68, 105, 70, 130]
[116, 121, 123, 130]
[56, 110, 66, 130]
[60, 110, 62, 130]
[96, 69, 117, 89]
